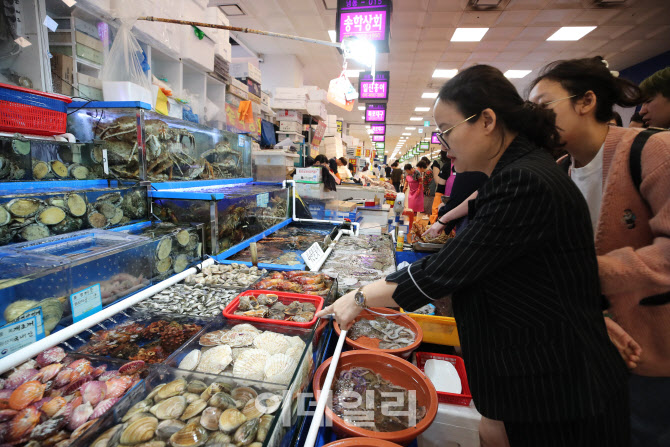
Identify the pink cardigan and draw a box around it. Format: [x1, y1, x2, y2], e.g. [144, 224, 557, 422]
[590, 126, 670, 377]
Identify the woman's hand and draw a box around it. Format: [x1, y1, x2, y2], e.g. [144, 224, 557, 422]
[423, 220, 446, 239]
[604, 316, 642, 369]
[315, 291, 362, 330]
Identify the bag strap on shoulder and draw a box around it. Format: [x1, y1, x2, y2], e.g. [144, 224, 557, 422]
[629, 128, 664, 192]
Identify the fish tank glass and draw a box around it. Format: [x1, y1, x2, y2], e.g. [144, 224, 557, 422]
[0, 181, 148, 246]
[67, 102, 252, 182]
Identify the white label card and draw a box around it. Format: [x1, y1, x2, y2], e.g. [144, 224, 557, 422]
[44, 16, 59, 32]
[19, 307, 45, 339]
[256, 192, 269, 208]
[70, 284, 102, 322]
[301, 242, 326, 271]
[0, 316, 38, 359]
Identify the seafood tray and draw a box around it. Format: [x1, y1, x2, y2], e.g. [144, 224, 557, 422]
[0, 181, 148, 246]
[412, 241, 446, 253]
[62, 309, 212, 364]
[72, 366, 291, 447]
[320, 235, 397, 295]
[67, 102, 252, 182]
[167, 320, 315, 396]
[0, 136, 105, 182]
[250, 270, 338, 304]
[0, 230, 153, 333]
[223, 290, 324, 328]
[112, 221, 205, 280]
[183, 263, 266, 289]
[134, 284, 242, 318]
[0, 351, 150, 447]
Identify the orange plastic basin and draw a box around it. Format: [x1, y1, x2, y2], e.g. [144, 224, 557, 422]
[324, 438, 403, 447]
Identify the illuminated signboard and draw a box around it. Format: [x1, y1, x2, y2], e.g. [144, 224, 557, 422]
[431, 131, 440, 145]
[359, 71, 389, 101]
[420, 142, 430, 151]
[372, 135, 385, 142]
[365, 103, 386, 123]
[336, 0, 392, 53]
[371, 124, 386, 135]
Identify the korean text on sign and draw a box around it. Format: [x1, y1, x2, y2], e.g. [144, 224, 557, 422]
[340, 11, 386, 41]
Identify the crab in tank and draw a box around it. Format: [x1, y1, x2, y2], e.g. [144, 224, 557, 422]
[197, 138, 243, 179]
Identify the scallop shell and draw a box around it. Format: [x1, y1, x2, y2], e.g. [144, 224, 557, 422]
[123, 398, 154, 422]
[285, 345, 304, 363]
[170, 422, 209, 447]
[150, 395, 187, 420]
[286, 335, 306, 350]
[90, 397, 119, 419]
[120, 416, 158, 445]
[199, 407, 221, 431]
[80, 381, 107, 406]
[9, 380, 45, 410]
[41, 396, 66, 418]
[68, 401, 94, 430]
[196, 345, 232, 374]
[119, 360, 146, 376]
[252, 332, 290, 355]
[105, 376, 133, 399]
[219, 331, 256, 348]
[36, 347, 66, 368]
[218, 408, 247, 433]
[5, 368, 39, 390]
[263, 354, 297, 385]
[157, 378, 186, 400]
[180, 399, 207, 421]
[9, 406, 41, 441]
[36, 363, 63, 384]
[186, 380, 207, 395]
[30, 416, 67, 440]
[231, 347, 249, 362]
[232, 350, 269, 381]
[199, 330, 226, 347]
[156, 419, 185, 440]
[229, 324, 261, 334]
[178, 350, 201, 371]
[70, 418, 99, 441]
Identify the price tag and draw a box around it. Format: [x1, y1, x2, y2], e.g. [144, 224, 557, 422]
[18, 307, 45, 339]
[70, 284, 102, 323]
[102, 149, 109, 175]
[301, 242, 326, 271]
[256, 192, 269, 208]
[0, 316, 38, 359]
[43, 15, 59, 32]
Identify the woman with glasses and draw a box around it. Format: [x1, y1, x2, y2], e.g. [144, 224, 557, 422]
[317, 64, 629, 447]
[529, 56, 670, 447]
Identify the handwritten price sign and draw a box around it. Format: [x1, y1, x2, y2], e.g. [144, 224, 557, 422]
[301, 242, 326, 271]
[70, 284, 102, 323]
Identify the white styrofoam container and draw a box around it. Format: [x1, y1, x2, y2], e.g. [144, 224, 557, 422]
[307, 89, 327, 102]
[295, 167, 323, 183]
[252, 150, 298, 166]
[181, 31, 215, 72]
[103, 81, 152, 104]
[271, 99, 308, 111]
[273, 87, 308, 100]
[275, 109, 303, 122]
[230, 62, 261, 84]
[279, 121, 301, 133]
[277, 132, 305, 143]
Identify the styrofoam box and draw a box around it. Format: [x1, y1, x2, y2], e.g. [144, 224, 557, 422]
[181, 32, 215, 72]
[278, 132, 305, 143]
[296, 183, 337, 200]
[279, 121, 301, 133]
[230, 62, 261, 84]
[295, 167, 323, 183]
[261, 91, 271, 106]
[252, 150, 298, 166]
[276, 109, 303, 122]
[273, 87, 308, 100]
[216, 39, 232, 62]
[307, 88, 327, 102]
[271, 99, 307, 111]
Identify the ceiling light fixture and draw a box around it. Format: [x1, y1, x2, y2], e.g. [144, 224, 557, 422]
[345, 70, 363, 77]
[422, 92, 439, 99]
[504, 69, 532, 78]
[358, 106, 365, 110]
[547, 26, 596, 41]
[432, 69, 458, 78]
[410, 117, 423, 121]
[402, 133, 411, 136]
[451, 27, 489, 42]
[415, 107, 430, 112]
[405, 127, 416, 130]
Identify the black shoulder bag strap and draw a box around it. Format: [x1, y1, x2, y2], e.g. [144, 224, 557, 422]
[628, 128, 670, 306]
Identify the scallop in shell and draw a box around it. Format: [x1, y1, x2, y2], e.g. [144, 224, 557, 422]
[178, 350, 201, 371]
[229, 323, 261, 334]
[218, 408, 247, 433]
[180, 399, 207, 421]
[252, 332, 290, 355]
[263, 353, 297, 385]
[232, 350, 269, 382]
[150, 395, 187, 420]
[156, 378, 186, 400]
[155, 419, 185, 440]
[199, 330, 225, 347]
[196, 345, 232, 374]
[219, 331, 256, 348]
[199, 407, 221, 431]
[119, 416, 158, 445]
[170, 422, 208, 447]
[231, 347, 249, 362]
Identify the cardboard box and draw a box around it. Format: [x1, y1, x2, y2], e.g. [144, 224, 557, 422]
[279, 121, 301, 133]
[77, 72, 102, 90]
[261, 91, 271, 106]
[275, 109, 303, 122]
[75, 31, 103, 52]
[307, 100, 327, 119]
[248, 93, 261, 105]
[273, 87, 308, 100]
[228, 80, 249, 100]
[50, 53, 73, 96]
[230, 62, 261, 84]
[295, 167, 323, 183]
[237, 77, 261, 97]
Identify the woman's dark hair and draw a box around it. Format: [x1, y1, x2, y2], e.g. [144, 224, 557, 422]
[439, 65, 561, 152]
[610, 111, 623, 127]
[392, 161, 399, 167]
[420, 157, 430, 164]
[529, 56, 643, 123]
[439, 150, 449, 162]
[403, 164, 413, 171]
[314, 154, 328, 164]
[339, 157, 348, 165]
[328, 158, 338, 172]
[416, 160, 428, 169]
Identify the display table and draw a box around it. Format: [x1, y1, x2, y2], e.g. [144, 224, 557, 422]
[418, 401, 481, 447]
[336, 184, 387, 203]
[358, 203, 392, 226]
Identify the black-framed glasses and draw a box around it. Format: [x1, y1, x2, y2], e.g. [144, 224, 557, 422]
[435, 114, 477, 150]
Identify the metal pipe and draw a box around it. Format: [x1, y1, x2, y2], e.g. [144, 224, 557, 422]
[0, 257, 215, 374]
[138, 17, 341, 49]
[304, 329, 348, 447]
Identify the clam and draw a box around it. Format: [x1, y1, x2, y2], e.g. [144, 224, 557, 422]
[183, 392, 201, 404]
[155, 419, 185, 440]
[170, 422, 208, 447]
[186, 380, 207, 394]
[156, 378, 186, 400]
[200, 407, 221, 431]
[241, 399, 262, 421]
[230, 387, 258, 406]
[254, 394, 282, 415]
[136, 441, 166, 447]
[119, 416, 158, 445]
[123, 398, 154, 422]
[200, 382, 232, 402]
[256, 414, 274, 443]
[180, 399, 207, 421]
[204, 432, 232, 447]
[233, 419, 259, 446]
[208, 392, 237, 410]
[150, 395, 187, 420]
[218, 408, 247, 433]
[147, 384, 166, 401]
[127, 411, 155, 423]
[70, 418, 99, 441]
[91, 425, 121, 447]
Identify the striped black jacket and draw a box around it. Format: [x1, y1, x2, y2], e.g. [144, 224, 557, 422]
[389, 136, 627, 422]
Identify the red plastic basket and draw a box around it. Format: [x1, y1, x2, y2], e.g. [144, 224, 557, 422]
[415, 352, 472, 406]
[223, 290, 324, 328]
[0, 82, 72, 136]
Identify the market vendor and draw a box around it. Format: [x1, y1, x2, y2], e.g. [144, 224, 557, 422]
[317, 65, 629, 447]
[336, 157, 353, 180]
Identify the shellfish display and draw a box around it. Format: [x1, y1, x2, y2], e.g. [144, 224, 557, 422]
[230, 293, 321, 324]
[183, 263, 264, 288]
[0, 354, 147, 446]
[75, 314, 204, 363]
[348, 317, 417, 350]
[251, 270, 335, 298]
[89, 373, 282, 447]
[134, 283, 240, 317]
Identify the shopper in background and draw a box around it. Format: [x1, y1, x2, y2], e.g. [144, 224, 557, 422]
[313, 154, 340, 190]
[390, 161, 403, 192]
[416, 160, 434, 219]
[639, 66, 670, 128]
[318, 64, 629, 447]
[336, 157, 353, 180]
[402, 163, 424, 213]
[429, 151, 452, 224]
[609, 111, 623, 126]
[629, 111, 645, 128]
[530, 56, 670, 447]
[329, 158, 341, 181]
[385, 163, 392, 178]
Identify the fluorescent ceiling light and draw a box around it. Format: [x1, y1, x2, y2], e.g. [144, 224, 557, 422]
[451, 28, 489, 42]
[361, 116, 365, 119]
[345, 70, 363, 77]
[504, 70, 532, 79]
[402, 133, 411, 136]
[410, 117, 423, 121]
[547, 26, 596, 41]
[432, 69, 458, 78]
[422, 92, 438, 99]
[328, 30, 337, 43]
[415, 107, 430, 112]
[405, 127, 416, 130]
[358, 106, 365, 110]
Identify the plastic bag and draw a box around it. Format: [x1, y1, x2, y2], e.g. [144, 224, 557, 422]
[100, 19, 152, 101]
[327, 75, 355, 111]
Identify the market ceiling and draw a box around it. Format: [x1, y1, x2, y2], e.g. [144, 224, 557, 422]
[220, 0, 670, 158]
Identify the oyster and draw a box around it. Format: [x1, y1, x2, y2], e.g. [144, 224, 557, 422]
[120, 416, 158, 445]
[156, 419, 185, 440]
[218, 408, 247, 433]
[196, 345, 232, 374]
[170, 422, 208, 447]
[233, 350, 269, 382]
[253, 332, 290, 355]
[200, 407, 222, 431]
[263, 354, 297, 385]
[178, 350, 201, 371]
[180, 399, 207, 421]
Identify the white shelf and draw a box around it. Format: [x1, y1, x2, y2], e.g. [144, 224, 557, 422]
[77, 59, 101, 70]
